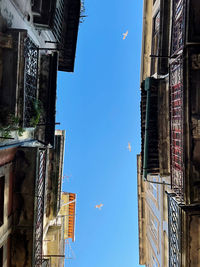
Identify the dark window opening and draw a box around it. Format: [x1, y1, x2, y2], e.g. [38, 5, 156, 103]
[151, 11, 160, 75]
[0, 246, 3, 266]
[0, 176, 5, 226]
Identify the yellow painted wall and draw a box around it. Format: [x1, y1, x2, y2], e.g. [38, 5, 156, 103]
[140, 0, 153, 83]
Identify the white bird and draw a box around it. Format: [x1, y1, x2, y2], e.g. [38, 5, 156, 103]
[123, 30, 128, 40]
[95, 203, 104, 210]
[127, 142, 131, 152]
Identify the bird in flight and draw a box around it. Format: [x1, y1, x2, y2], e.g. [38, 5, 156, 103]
[127, 142, 131, 152]
[95, 203, 104, 210]
[123, 30, 128, 40]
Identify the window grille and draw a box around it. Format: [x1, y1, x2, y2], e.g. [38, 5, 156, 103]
[33, 149, 46, 266]
[24, 37, 39, 127]
[170, 57, 184, 201]
[171, 0, 185, 56]
[168, 194, 182, 267]
[52, 0, 65, 44]
[148, 210, 159, 241]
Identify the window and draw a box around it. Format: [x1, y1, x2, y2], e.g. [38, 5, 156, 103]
[151, 11, 160, 75]
[149, 210, 159, 241]
[149, 177, 158, 200]
[0, 176, 5, 226]
[152, 254, 159, 267]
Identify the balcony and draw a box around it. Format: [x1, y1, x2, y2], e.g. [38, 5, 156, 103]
[33, 149, 47, 267]
[11, 147, 47, 266]
[169, 45, 200, 203]
[171, 0, 185, 56]
[171, 0, 200, 57]
[32, 0, 81, 72]
[168, 194, 182, 267]
[56, 0, 81, 72]
[23, 36, 39, 127]
[169, 56, 184, 201]
[45, 131, 65, 219]
[37, 52, 58, 146]
[141, 78, 160, 178]
[0, 30, 39, 128]
[42, 259, 51, 266]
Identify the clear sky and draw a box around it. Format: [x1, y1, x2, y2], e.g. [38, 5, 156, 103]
[56, 0, 144, 266]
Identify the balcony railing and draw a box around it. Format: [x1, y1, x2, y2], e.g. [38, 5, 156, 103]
[23, 36, 39, 127]
[170, 57, 184, 201]
[42, 258, 51, 267]
[141, 78, 160, 177]
[33, 149, 47, 266]
[168, 194, 182, 267]
[52, 0, 65, 44]
[171, 0, 186, 56]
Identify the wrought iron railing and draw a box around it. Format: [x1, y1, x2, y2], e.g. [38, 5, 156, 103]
[24, 36, 39, 127]
[57, 173, 62, 213]
[170, 57, 184, 201]
[171, 0, 186, 56]
[33, 149, 47, 266]
[168, 194, 182, 267]
[42, 258, 51, 267]
[52, 0, 65, 44]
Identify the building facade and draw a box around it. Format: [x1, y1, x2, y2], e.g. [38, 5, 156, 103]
[0, 0, 80, 146]
[0, 0, 80, 266]
[138, 0, 200, 266]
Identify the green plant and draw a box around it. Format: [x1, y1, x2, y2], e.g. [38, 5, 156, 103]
[30, 99, 42, 127]
[0, 128, 12, 139]
[9, 114, 20, 125]
[18, 127, 25, 136]
[0, 115, 25, 139]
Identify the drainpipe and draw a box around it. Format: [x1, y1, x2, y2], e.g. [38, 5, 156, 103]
[143, 77, 151, 180]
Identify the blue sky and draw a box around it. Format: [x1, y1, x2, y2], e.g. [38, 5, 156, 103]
[56, 0, 143, 266]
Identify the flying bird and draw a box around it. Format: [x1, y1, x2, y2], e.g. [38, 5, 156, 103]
[95, 204, 104, 210]
[127, 142, 131, 152]
[123, 30, 128, 40]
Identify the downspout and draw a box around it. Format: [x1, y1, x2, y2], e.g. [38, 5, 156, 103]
[143, 77, 151, 180]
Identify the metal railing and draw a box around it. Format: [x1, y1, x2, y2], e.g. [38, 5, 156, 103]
[52, 0, 65, 44]
[33, 149, 47, 266]
[170, 57, 184, 201]
[24, 36, 39, 127]
[168, 194, 182, 267]
[42, 258, 51, 267]
[171, 0, 186, 56]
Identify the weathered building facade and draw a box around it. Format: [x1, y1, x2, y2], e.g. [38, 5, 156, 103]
[0, 0, 80, 146]
[138, 0, 200, 266]
[0, 0, 80, 266]
[0, 132, 76, 266]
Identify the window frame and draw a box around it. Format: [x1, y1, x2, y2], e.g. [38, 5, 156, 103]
[151, 10, 160, 75]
